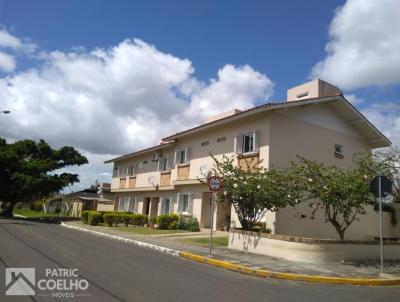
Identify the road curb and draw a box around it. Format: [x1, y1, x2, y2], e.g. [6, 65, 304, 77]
[60, 223, 400, 286]
[179, 252, 400, 286]
[60, 222, 180, 256]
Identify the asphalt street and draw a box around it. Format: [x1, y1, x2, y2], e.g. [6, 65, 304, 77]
[0, 218, 398, 302]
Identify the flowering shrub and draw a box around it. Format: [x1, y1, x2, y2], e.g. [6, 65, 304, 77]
[290, 157, 376, 240]
[210, 154, 300, 230]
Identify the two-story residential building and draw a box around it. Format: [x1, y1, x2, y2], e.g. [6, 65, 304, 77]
[105, 79, 396, 240]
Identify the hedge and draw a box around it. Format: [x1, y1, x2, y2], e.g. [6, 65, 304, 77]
[130, 214, 148, 226]
[102, 213, 148, 227]
[88, 212, 102, 226]
[103, 213, 121, 227]
[81, 210, 90, 224]
[157, 214, 179, 230]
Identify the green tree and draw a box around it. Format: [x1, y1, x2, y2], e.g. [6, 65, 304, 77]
[290, 157, 375, 240]
[210, 154, 299, 230]
[0, 138, 88, 217]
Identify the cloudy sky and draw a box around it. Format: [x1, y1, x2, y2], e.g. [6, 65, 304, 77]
[0, 0, 399, 192]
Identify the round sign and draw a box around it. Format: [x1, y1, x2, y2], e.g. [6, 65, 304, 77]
[370, 175, 392, 198]
[208, 176, 221, 192]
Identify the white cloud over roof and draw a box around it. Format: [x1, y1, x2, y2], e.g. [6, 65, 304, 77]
[0, 37, 274, 189]
[311, 0, 400, 90]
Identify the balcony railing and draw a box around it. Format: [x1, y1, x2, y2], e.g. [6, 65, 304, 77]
[237, 152, 259, 171]
[160, 172, 171, 186]
[128, 176, 136, 189]
[119, 177, 126, 189]
[177, 164, 190, 180]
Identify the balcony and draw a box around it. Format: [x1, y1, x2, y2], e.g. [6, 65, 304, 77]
[128, 176, 136, 189]
[160, 171, 171, 186]
[119, 177, 126, 189]
[238, 152, 259, 171]
[177, 164, 190, 180]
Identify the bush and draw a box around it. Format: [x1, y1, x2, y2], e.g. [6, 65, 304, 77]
[130, 214, 148, 226]
[176, 215, 200, 232]
[121, 214, 131, 227]
[88, 211, 102, 226]
[31, 199, 45, 211]
[185, 217, 200, 232]
[81, 210, 90, 224]
[157, 214, 179, 230]
[103, 213, 116, 227]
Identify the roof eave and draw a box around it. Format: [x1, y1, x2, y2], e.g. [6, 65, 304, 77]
[104, 140, 176, 164]
[339, 96, 391, 148]
[161, 96, 341, 141]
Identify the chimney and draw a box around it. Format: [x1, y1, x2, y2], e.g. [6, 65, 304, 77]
[287, 79, 342, 102]
[203, 109, 242, 124]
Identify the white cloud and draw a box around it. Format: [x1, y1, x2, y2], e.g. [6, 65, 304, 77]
[311, 0, 400, 90]
[362, 102, 400, 147]
[186, 64, 273, 121]
[0, 29, 23, 49]
[0, 29, 37, 72]
[0, 38, 274, 190]
[344, 94, 364, 105]
[0, 51, 15, 71]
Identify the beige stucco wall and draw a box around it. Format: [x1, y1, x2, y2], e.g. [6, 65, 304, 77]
[171, 112, 270, 180]
[268, 105, 369, 170]
[111, 111, 271, 192]
[266, 104, 398, 240]
[229, 231, 400, 263]
[96, 203, 114, 212]
[275, 203, 400, 240]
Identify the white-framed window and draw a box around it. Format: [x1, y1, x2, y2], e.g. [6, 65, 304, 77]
[162, 197, 172, 214]
[334, 144, 344, 158]
[182, 194, 189, 212]
[165, 197, 171, 214]
[113, 165, 118, 177]
[234, 131, 259, 155]
[128, 164, 136, 176]
[242, 132, 255, 154]
[158, 158, 169, 172]
[175, 148, 189, 165]
[179, 150, 186, 164]
[177, 193, 192, 214]
[118, 165, 129, 177]
[118, 197, 125, 212]
[119, 197, 135, 212]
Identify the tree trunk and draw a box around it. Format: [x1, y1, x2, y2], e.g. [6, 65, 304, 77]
[0, 202, 15, 217]
[332, 223, 345, 240]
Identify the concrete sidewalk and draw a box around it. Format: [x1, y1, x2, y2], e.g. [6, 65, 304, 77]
[63, 221, 400, 279]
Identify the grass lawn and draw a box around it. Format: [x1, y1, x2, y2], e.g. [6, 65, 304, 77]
[179, 236, 229, 247]
[13, 208, 58, 218]
[104, 225, 189, 235]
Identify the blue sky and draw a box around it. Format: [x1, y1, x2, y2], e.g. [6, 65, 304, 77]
[0, 0, 399, 191]
[3, 0, 342, 99]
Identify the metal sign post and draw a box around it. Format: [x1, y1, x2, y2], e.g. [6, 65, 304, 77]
[208, 176, 221, 256]
[370, 175, 392, 274]
[378, 177, 384, 274]
[209, 192, 216, 256]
